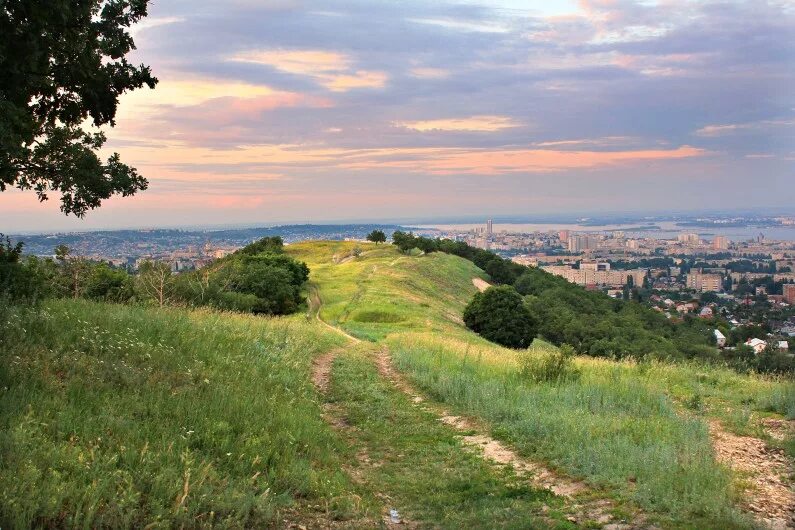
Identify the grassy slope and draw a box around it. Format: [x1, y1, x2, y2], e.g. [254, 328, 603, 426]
[287, 240, 794, 529]
[288, 240, 487, 341]
[0, 300, 379, 528]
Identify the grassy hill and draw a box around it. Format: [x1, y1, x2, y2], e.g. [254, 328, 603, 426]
[2, 240, 792, 528]
[288, 240, 487, 341]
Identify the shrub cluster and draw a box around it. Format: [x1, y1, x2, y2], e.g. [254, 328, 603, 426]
[519, 344, 580, 383]
[177, 237, 309, 314]
[462, 286, 536, 348]
[0, 235, 309, 316]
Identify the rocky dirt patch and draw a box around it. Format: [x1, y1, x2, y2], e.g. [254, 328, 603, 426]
[763, 418, 795, 443]
[710, 421, 795, 529]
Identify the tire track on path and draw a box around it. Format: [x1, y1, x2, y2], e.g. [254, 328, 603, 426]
[373, 346, 653, 529]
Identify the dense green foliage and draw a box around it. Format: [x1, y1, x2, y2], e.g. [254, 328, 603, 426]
[393, 232, 714, 360]
[365, 229, 386, 244]
[175, 237, 309, 315]
[0, 235, 309, 315]
[0, 236, 53, 301]
[1, 0, 157, 215]
[463, 286, 537, 348]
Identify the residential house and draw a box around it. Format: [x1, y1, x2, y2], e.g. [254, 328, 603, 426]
[744, 338, 767, 354]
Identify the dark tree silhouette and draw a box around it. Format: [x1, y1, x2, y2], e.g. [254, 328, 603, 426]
[1, 0, 158, 216]
[463, 285, 537, 349]
[367, 230, 387, 244]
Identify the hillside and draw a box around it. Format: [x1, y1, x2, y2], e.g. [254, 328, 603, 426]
[2, 240, 793, 528]
[286, 241, 794, 529]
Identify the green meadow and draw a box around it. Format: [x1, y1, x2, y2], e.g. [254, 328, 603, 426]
[1, 240, 792, 528]
[0, 299, 378, 528]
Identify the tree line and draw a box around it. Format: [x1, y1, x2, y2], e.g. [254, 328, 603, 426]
[0, 235, 309, 316]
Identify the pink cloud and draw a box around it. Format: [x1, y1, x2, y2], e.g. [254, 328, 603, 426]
[336, 145, 707, 175]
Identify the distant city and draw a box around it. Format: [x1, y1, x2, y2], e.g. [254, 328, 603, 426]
[422, 215, 795, 342]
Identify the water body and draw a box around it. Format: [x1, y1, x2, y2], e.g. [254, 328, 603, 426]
[417, 222, 795, 242]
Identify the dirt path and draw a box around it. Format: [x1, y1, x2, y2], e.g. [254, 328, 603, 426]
[372, 347, 650, 528]
[311, 349, 340, 393]
[710, 421, 795, 529]
[307, 287, 410, 527]
[310, 279, 646, 527]
[307, 284, 361, 343]
[472, 277, 491, 292]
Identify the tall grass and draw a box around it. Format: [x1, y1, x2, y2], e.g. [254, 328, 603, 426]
[387, 334, 753, 528]
[0, 299, 365, 528]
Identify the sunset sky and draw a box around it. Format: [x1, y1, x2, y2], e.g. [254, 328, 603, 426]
[3, 0, 794, 232]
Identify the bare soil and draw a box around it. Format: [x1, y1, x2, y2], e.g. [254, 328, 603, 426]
[763, 418, 795, 442]
[471, 277, 491, 292]
[311, 349, 340, 393]
[710, 421, 795, 529]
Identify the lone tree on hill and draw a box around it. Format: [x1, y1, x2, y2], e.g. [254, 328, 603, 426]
[366, 229, 387, 244]
[1, 0, 158, 216]
[463, 285, 537, 349]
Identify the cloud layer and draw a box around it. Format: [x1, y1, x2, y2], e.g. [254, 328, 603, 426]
[3, 0, 793, 231]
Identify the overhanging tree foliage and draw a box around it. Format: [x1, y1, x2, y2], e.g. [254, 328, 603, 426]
[0, 0, 157, 216]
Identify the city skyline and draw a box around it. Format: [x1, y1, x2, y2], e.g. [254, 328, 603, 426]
[2, 0, 794, 232]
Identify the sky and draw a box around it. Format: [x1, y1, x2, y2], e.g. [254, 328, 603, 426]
[2, 0, 794, 232]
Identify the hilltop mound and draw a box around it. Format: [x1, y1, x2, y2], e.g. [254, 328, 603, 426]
[287, 240, 488, 341]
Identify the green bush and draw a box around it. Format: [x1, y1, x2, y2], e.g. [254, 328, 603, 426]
[172, 237, 310, 315]
[463, 286, 536, 348]
[520, 344, 580, 383]
[0, 235, 56, 302]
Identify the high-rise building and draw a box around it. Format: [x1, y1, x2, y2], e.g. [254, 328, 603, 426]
[687, 273, 723, 292]
[486, 219, 493, 237]
[712, 236, 729, 250]
[677, 233, 700, 245]
[784, 284, 795, 304]
[568, 234, 599, 252]
[558, 230, 570, 243]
